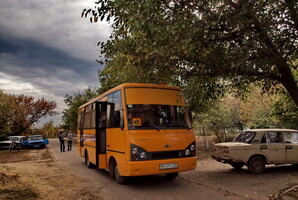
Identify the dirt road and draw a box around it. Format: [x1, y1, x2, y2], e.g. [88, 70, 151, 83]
[1, 139, 298, 200]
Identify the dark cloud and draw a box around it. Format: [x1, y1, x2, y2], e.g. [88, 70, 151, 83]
[0, 0, 110, 124]
[0, 35, 102, 96]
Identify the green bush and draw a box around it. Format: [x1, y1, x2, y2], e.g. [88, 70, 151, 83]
[0, 133, 8, 141]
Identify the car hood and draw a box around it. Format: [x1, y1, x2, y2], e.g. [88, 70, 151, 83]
[28, 140, 44, 143]
[214, 142, 250, 147]
[0, 140, 12, 144]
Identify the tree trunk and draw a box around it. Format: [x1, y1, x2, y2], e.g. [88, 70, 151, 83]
[276, 60, 298, 106]
[249, 12, 298, 106]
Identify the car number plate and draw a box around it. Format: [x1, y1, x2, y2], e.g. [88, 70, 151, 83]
[160, 163, 178, 170]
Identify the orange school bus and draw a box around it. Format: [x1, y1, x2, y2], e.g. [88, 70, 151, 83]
[77, 83, 197, 184]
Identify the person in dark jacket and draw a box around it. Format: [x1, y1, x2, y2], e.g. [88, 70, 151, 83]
[58, 132, 65, 152]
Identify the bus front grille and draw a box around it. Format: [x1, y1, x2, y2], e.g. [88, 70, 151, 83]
[151, 151, 182, 160]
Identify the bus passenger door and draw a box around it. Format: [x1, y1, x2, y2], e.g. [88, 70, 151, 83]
[96, 102, 114, 168]
[79, 111, 84, 156]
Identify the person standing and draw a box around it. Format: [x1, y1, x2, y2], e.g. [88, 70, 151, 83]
[67, 131, 74, 151]
[58, 132, 65, 152]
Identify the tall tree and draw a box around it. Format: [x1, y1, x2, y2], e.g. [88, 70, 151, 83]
[0, 90, 14, 138]
[0, 90, 57, 136]
[83, 0, 298, 106]
[62, 88, 98, 133]
[10, 95, 57, 135]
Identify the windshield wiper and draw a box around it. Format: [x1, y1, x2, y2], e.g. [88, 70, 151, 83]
[148, 125, 160, 132]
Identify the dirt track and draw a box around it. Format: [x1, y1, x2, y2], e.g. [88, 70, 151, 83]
[0, 139, 298, 200]
[0, 148, 103, 200]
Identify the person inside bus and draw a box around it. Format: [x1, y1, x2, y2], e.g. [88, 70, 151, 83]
[58, 131, 65, 152]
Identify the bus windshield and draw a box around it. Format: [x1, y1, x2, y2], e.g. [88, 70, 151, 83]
[127, 104, 191, 130]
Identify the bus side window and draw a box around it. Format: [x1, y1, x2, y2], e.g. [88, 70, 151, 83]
[91, 103, 96, 129]
[107, 90, 123, 128]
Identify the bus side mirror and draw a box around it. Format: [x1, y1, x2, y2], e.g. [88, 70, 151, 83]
[189, 111, 193, 123]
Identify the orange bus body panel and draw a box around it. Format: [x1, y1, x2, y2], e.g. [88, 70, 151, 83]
[77, 83, 197, 177]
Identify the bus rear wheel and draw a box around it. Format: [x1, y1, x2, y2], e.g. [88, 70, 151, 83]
[84, 151, 93, 168]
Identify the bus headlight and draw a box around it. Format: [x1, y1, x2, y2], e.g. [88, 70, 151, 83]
[190, 144, 195, 151]
[140, 152, 147, 159]
[132, 147, 138, 155]
[130, 144, 150, 161]
[185, 149, 191, 156]
[184, 142, 196, 157]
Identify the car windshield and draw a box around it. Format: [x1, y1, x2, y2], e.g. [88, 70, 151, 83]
[233, 131, 256, 144]
[29, 136, 43, 141]
[127, 104, 191, 130]
[8, 136, 20, 141]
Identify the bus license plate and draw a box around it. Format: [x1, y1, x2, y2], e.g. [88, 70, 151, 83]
[160, 163, 178, 170]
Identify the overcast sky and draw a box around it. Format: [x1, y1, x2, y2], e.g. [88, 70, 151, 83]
[0, 0, 111, 126]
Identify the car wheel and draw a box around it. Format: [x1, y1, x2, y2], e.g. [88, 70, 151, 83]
[248, 156, 266, 174]
[165, 172, 179, 180]
[114, 163, 128, 185]
[292, 164, 298, 168]
[231, 163, 244, 170]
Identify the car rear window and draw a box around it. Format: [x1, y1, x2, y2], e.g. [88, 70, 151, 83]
[284, 132, 298, 144]
[233, 131, 256, 144]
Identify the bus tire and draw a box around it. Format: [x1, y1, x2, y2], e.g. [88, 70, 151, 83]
[109, 159, 116, 178]
[114, 162, 128, 185]
[165, 172, 179, 180]
[85, 151, 93, 168]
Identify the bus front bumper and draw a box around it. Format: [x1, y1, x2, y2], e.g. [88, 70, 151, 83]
[123, 156, 197, 176]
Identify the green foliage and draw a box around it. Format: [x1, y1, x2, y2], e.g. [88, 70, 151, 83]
[272, 91, 298, 129]
[62, 88, 98, 133]
[83, 0, 298, 107]
[199, 96, 242, 142]
[199, 85, 298, 141]
[33, 120, 60, 137]
[0, 90, 13, 136]
[0, 133, 8, 141]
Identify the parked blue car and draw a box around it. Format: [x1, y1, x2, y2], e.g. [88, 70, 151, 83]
[28, 135, 49, 149]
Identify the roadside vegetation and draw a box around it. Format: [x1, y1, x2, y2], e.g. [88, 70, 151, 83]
[60, 0, 298, 141]
[0, 90, 57, 140]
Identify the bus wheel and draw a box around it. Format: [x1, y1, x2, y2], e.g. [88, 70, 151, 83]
[165, 172, 179, 180]
[114, 163, 128, 185]
[85, 151, 93, 168]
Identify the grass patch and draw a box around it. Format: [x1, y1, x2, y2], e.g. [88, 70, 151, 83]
[0, 188, 38, 200]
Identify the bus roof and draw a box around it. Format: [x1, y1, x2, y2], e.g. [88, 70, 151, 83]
[79, 83, 182, 109]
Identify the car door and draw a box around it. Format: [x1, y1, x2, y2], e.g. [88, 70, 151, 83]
[284, 132, 298, 163]
[260, 132, 286, 163]
[20, 137, 29, 148]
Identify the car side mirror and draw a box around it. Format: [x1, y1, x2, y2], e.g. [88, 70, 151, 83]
[189, 111, 193, 123]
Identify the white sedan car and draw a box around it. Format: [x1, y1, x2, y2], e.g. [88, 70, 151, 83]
[212, 129, 298, 174]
